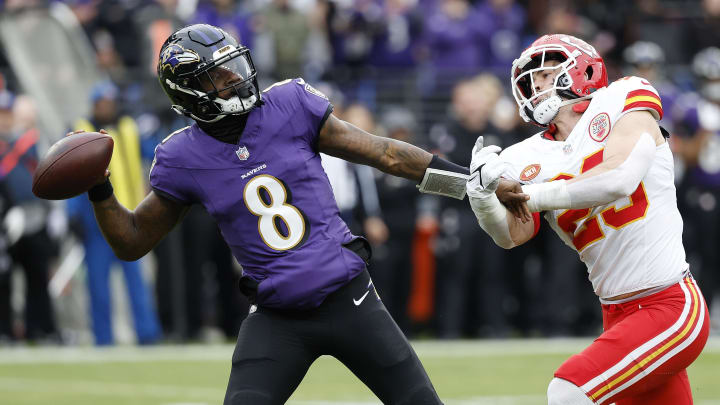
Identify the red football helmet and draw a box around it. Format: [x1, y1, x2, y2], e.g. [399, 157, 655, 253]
[511, 34, 608, 126]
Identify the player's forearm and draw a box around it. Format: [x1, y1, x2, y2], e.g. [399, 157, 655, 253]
[327, 128, 433, 181]
[319, 115, 441, 182]
[91, 196, 153, 261]
[375, 137, 434, 181]
[327, 128, 467, 182]
[522, 132, 656, 212]
[468, 193, 532, 249]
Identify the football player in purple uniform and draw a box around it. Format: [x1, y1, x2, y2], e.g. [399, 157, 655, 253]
[83, 24, 475, 404]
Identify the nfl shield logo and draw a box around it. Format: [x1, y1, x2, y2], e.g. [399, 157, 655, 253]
[236, 146, 250, 160]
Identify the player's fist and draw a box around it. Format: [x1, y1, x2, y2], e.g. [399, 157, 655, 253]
[32, 131, 114, 200]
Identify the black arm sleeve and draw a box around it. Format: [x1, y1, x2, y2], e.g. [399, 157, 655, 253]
[319, 104, 334, 132]
[427, 154, 469, 175]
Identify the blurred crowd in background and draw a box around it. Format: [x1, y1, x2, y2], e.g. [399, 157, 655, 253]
[0, 0, 719, 346]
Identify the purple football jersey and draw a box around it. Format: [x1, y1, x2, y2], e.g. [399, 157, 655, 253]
[150, 78, 366, 309]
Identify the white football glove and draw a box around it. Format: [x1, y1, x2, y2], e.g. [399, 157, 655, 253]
[466, 136, 509, 199]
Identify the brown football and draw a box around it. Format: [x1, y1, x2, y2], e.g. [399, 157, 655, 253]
[32, 132, 114, 200]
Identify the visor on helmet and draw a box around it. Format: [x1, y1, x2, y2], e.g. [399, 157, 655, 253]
[165, 45, 259, 121]
[196, 49, 255, 99]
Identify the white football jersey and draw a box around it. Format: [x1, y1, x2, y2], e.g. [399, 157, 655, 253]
[501, 76, 688, 299]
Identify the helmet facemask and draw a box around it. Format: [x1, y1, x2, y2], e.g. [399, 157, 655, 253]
[512, 47, 576, 125]
[163, 44, 260, 123]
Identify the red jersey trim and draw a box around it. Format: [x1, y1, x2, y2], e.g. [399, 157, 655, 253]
[622, 89, 663, 119]
[532, 212, 541, 238]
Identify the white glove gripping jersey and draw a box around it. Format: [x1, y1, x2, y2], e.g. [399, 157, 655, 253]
[501, 76, 688, 299]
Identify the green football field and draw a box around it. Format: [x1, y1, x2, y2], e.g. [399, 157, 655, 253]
[0, 338, 718, 405]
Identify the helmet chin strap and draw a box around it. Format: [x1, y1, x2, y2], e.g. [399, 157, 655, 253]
[532, 94, 594, 125]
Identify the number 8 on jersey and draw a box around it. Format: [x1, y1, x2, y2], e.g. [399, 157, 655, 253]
[244, 174, 306, 251]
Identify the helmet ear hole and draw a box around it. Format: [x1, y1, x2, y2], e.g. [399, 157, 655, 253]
[585, 65, 594, 80]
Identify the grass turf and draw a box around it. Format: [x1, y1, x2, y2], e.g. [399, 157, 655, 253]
[0, 338, 717, 405]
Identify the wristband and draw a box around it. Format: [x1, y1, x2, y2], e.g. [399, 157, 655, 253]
[427, 154, 469, 175]
[88, 178, 113, 202]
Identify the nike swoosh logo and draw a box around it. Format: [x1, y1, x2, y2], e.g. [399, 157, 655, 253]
[353, 290, 370, 306]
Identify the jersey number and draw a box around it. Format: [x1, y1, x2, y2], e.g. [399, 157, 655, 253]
[244, 175, 306, 251]
[555, 149, 649, 251]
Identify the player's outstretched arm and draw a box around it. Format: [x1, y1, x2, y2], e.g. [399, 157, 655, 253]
[91, 190, 189, 261]
[317, 113, 435, 182]
[522, 111, 664, 212]
[466, 137, 534, 249]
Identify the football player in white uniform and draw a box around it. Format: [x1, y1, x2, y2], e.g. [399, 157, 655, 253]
[468, 34, 710, 405]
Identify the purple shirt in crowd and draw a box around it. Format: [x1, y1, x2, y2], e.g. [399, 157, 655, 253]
[423, 6, 492, 71]
[150, 79, 366, 309]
